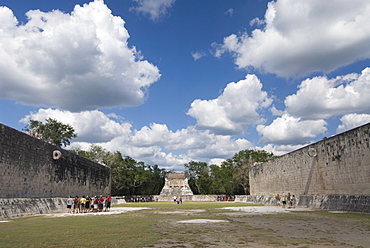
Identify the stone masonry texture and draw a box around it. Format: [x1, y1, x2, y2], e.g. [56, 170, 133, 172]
[0, 123, 111, 198]
[248, 122, 370, 212]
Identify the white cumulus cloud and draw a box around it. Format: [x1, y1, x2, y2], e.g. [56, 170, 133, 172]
[285, 67, 370, 119]
[20, 108, 254, 170]
[187, 74, 272, 135]
[256, 114, 327, 145]
[337, 113, 370, 133]
[130, 123, 171, 147]
[215, 0, 370, 77]
[20, 108, 133, 143]
[0, 0, 160, 111]
[261, 143, 305, 157]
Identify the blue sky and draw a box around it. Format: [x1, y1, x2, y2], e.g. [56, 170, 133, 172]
[1, 0, 370, 170]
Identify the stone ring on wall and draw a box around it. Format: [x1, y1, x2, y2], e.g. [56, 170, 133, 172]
[53, 150, 62, 160]
[308, 148, 317, 157]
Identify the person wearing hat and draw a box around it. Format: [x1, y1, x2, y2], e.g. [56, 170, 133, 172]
[66, 196, 73, 213]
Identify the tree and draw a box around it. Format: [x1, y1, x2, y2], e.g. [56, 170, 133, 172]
[219, 159, 242, 195]
[140, 164, 166, 195]
[184, 161, 211, 194]
[24, 118, 77, 147]
[70, 144, 111, 165]
[234, 164, 250, 195]
[209, 162, 238, 195]
[111, 156, 166, 195]
[71, 145, 167, 196]
[233, 149, 276, 194]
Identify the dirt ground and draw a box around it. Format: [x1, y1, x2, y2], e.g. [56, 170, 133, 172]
[148, 206, 370, 248]
[222, 207, 369, 247]
[46, 206, 369, 248]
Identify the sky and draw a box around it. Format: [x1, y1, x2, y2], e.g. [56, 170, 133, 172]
[1, 0, 370, 171]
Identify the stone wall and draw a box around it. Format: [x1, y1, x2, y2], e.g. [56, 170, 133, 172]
[249, 122, 370, 196]
[0, 123, 111, 198]
[0, 197, 126, 220]
[235, 195, 370, 213]
[159, 172, 193, 196]
[0, 198, 65, 220]
[247, 123, 370, 212]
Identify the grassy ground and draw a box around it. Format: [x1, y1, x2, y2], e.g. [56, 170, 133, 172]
[0, 202, 369, 248]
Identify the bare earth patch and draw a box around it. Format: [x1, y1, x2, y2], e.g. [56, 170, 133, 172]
[177, 219, 228, 224]
[156, 209, 206, 215]
[220, 206, 310, 215]
[24, 205, 370, 247]
[148, 206, 370, 248]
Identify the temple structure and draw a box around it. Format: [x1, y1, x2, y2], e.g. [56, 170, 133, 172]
[159, 172, 193, 197]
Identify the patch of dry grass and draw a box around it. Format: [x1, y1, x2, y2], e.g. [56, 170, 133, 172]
[0, 202, 369, 248]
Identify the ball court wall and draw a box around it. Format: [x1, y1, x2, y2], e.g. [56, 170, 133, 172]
[248, 123, 370, 212]
[0, 123, 111, 198]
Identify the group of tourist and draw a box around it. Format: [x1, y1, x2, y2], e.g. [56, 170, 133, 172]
[173, 196, 183, 204]
[275, 193, 296, 208]
[215, 195, 230, 201]
[66, 194, 112, 213]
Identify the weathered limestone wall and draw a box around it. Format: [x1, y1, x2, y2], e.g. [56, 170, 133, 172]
[0, 197, 126, 220]
[0, 123, 111, 198]
[160, 172, 193, 197]
[235, 195, 370, 213]
[0, 198, 65, 220]
[249, 123, 370, 196]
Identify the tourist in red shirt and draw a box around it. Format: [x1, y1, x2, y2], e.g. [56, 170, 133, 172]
[104, 194, 112, 212]
[98, 195, 104, 212]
